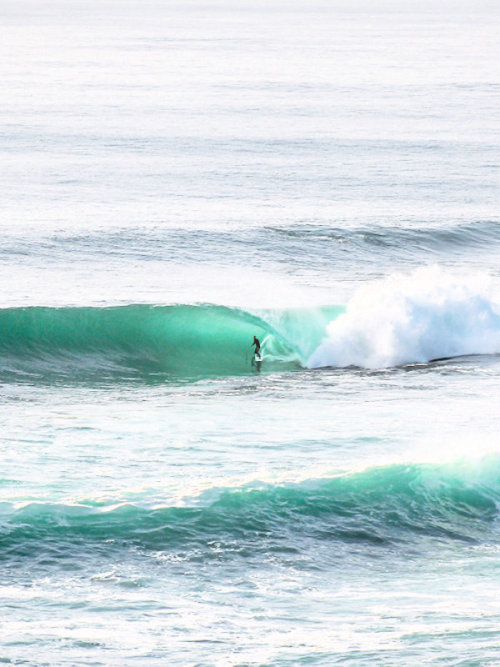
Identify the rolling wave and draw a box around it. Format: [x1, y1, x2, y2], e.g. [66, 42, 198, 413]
[2, 457, 499, 560]
[0, 304, 339, 382]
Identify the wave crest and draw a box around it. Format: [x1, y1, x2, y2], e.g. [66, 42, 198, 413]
[2, 457, 499, 559]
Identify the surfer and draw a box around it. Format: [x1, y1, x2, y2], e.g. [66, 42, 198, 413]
[251, 335, 261, 360]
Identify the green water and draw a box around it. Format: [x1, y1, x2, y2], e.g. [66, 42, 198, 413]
[0, 304, 343, 380]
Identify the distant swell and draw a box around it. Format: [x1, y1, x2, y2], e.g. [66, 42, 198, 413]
[8, 221, 498, 268]
[272, 220, 500, 254]
[1, 457, 499, 560]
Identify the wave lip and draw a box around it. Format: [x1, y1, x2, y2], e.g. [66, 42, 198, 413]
[308, 267, 500, 369]
[1, 457, 499, 559]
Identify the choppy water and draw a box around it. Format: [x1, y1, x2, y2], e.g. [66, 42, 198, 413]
[1, 0, 500, 665]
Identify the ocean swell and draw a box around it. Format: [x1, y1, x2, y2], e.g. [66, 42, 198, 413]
[1, 457, 499, 560]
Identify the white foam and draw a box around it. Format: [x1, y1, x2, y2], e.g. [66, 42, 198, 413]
[307, 266, 500, 369]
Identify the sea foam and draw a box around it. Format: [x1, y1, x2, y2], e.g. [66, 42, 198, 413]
[307, 266, 500, 369]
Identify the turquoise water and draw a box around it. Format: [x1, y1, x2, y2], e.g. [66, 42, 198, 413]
[0, 304, 342, 381]
[1, 0, 500, 664]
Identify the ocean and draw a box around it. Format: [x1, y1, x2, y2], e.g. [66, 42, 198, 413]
[1, 0, 500, 664]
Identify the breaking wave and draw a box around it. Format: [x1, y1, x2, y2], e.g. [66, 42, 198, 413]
[1, 456, 499, 560]
[308, 266, 500, 369]
[1, 267, 499, 381]
[0, 303, 339, 382]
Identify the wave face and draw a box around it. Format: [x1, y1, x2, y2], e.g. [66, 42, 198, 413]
[308, 266, 500, 369]
[2, 457, 499, 560]
[0, 304, 340, 382]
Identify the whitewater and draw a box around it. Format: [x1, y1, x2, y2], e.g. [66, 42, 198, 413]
[1, 0, 500, 665]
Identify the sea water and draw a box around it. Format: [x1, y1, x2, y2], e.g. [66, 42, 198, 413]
[1, 0, 500, 664]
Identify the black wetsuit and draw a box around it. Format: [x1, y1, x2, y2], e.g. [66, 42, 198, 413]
[252, 337, 261, 359]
